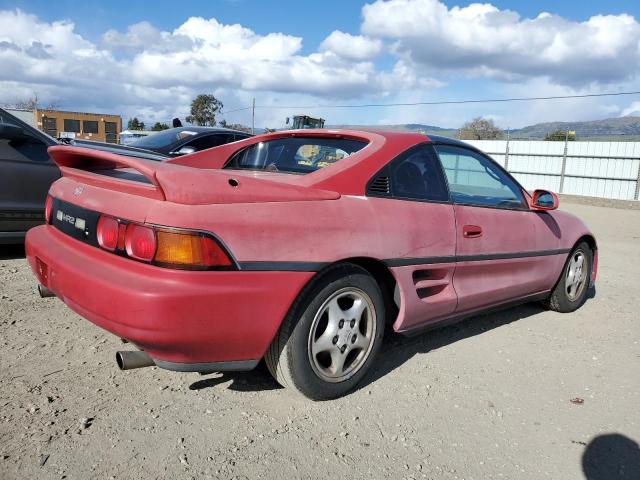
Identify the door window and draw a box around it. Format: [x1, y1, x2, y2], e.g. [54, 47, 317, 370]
[105, 122, 117, 143]
[435, 145, 525, 208]
[387, 145, 449, 202]
[0, 114, 49, 164]
[42, 117, 57, 138]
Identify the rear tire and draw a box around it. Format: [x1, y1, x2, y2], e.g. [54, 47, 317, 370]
[265, 263, 385, 400]
[544, 241, 592, 313]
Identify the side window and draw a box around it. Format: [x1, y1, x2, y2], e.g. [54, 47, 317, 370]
[186, 134, 235, 151]
[435, 145, 525, 208]
[0, 113, 49, 163]
[387, 145, 449, 202]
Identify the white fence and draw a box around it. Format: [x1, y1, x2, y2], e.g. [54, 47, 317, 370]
[464, 140, 640, 201]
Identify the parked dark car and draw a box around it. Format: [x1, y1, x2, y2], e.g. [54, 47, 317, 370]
[128, 126, 251, 156]
[0, 108, 168, 244]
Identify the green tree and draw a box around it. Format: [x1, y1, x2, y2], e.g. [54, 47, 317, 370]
[186, 94, 223, 126]
[151, 122, 170, 131]
[459, 117, 504, 140]
[127, 117, 145, 130]
[544, 130, 576, 141]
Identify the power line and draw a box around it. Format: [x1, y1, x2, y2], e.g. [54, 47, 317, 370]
[221, 106, 252, 114]
[224, 90, 640, 111]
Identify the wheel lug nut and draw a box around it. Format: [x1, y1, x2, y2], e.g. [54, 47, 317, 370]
[351, 334, 357, 343]
[332, 335, 338, 345]
[350, 319, 355, 328]
[338, 319, 344, 328]
[341, 345, 346, 353]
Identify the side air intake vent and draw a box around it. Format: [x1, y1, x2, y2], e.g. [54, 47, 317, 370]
[369, 176, 390, 195]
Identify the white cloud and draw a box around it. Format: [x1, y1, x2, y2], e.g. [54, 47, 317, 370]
[1, 5, 638, 129]
[319, 30, 382, 61]
[621, 101, 640, 117]
[362, 0, 640, 87]
[0, 9, 437, 125]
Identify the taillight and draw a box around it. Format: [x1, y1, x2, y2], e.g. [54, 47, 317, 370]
[44, 195, 53, 224]
[154, 230, 233, 268]
[125, 224, 156, 261]
[96, 216, 119, 251]
[92, 214, 234, 270]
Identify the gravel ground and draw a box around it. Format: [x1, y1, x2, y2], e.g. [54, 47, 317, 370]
[1, 200, 639, 480]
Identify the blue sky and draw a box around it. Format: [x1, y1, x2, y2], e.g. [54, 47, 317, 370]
[1, 0, 640, 129]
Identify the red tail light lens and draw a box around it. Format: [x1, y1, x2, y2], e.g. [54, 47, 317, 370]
[125, 224, 156, 261]
[44, 195, 53, 224]
[96, 216, 119, 251]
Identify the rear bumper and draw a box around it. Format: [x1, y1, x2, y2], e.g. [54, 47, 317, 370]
[26, 225, 313, 368]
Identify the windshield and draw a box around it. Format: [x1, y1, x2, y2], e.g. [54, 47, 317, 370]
[224, 137, 367, 174]
[130, 128, 199, 149]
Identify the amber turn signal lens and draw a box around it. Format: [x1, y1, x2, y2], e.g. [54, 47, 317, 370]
[154, 230, 232, 267]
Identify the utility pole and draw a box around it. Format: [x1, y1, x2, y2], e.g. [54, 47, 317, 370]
[505, 127, 510, 171]
[251, 98, 255, 135]
[559, 129, 569, 194]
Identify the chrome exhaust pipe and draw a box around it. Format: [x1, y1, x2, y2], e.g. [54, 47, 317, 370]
[38, 284, 56, 298]
[116, 350, 155, 370]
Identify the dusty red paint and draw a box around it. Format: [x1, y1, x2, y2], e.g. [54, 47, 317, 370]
[26, 130, 597, 367]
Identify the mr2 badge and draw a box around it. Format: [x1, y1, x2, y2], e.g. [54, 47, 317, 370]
[56, 209, 86, 231]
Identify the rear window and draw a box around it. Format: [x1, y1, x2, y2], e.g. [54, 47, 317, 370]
[224, 137, 367, 174]
[130, 128, 198, 149]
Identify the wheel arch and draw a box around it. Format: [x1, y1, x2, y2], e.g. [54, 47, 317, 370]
[575, 234, 597, 252]
[315, 257, 399, 327]
[573, 233, 598, 282]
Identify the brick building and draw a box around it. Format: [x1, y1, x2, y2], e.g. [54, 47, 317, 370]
[36, 109, 122, 143]
[7, 108, 122, 143]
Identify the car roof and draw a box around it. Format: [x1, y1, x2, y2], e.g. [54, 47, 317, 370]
[171, 126, 251, 135]
[426, 134, 472, 147]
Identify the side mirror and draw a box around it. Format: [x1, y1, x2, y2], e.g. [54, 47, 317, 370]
[0, 123, 29, 141]
[169, 146, 196, 156]
[530, 189, 559, 211]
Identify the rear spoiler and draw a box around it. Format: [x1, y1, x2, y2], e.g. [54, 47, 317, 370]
[48, 145, 340, 205]
[48, 146, 166, 200]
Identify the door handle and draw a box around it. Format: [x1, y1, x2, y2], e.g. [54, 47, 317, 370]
[462, 225, 483, 238]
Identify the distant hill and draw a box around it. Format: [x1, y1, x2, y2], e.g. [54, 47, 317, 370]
[328, 116, 640, 141]
[509, 116, 640, 140]
[327, 123, 459, 139]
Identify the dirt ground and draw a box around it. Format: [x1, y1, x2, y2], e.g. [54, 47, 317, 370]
[1, 200, 639, 480]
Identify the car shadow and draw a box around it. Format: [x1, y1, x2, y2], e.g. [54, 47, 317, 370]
[188, 302, 552, 395]
[582, 433, 640, 479]
[0, 244, 25, 260]
[189, 361, 283, 392]
[354, 301, 551, 393]
[188, 290, 598, 396]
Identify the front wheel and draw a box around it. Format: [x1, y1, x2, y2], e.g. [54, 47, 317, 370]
[265, 264, 385, 400]
[545, 241, 593, 313]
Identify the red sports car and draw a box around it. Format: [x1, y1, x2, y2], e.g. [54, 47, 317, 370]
[25, 129, 597, 400]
